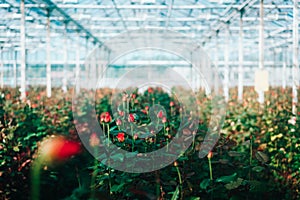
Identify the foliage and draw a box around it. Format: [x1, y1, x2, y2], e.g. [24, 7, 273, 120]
[0, 86, 299, 200]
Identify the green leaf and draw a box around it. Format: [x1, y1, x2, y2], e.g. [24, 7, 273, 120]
[110, 183, 125, 193]
[188, 197, 200, 200]
[171, 185, 179, 200]
[200, 179, 211, 190]
[248, 180, 266, 193]
[110, 153, 124, 162]
[252, 166, 265, 173]
[255, 151, 269, 163]
[225, 178, 243, 190]
[13, 146, 19, 152]
[228, 151, 243, 157]
[216, 173, 237, 183]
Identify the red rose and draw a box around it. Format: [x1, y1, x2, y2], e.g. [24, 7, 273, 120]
[116, 132, 125, 142]
[104, 112, 112, 123]
[116, 118, 122, 126]
[207, 151, 213, 159]
[157, 110, 163, 118]
[148, 87, 153, 94]
[128, 113, 135, 122]
[170, 101, 174, 107]
[119, 111, 124, 117]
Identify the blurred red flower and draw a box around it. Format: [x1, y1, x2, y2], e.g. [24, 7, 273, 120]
[89, 133, 100, 147]
[39, 136, 81, 164]
[162, 117, 167, 123]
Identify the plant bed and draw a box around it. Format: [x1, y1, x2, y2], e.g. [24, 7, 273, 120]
[0, 86, 299, 200]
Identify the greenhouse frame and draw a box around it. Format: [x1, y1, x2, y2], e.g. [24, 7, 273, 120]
[0, 0, 300, 199]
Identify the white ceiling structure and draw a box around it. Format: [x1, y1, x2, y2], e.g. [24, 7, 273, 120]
[0, 0, 299, 63]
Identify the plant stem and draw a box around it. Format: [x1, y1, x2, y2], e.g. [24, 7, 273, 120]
[249, 135, 253, 181]
[192, 134, 195, 151]
[102, 123, 105, 136]
[166, 138, 169, 152]
[123, 101, 126, 113]
[208, 157, 213, 181]
[250, 136, 253, 166]
[31, 159, 42, 200]
[175, 164, 183, 200]
[90, 148, 98, 199]
[75, 166, 81, 189]
[155, 171, 161, 199]
[107, 124, 110, 147]
[108, 167, 112, 195]
[127, 99, 130, 113]
[175, 165, 182, 185]
[131, 125, 134, 152]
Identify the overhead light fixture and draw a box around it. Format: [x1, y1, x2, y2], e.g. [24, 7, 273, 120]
[76, 14, 91, 19]
[198, 13, 211, 20]
[208, 0, 221, 3]
[63, 0, 78, 3]
[141, 0, 156, 4]
[267, 13, 278, 20]
[10, 13, 21, 18]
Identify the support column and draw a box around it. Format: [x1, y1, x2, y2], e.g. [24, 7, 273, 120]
[46, 9, 51, 97]
[20, 0, 26, 99]
[258, 0, 265, 104]
[62, 23, 68, 93]
[13, 51, 17, 88]
[282, 49, 286, 89]
[85, 38, 89, 81]
[0, 48, 3, 88]
[91, 44, 97, 86]
[224, 25, 229, 102]
[238, 12, 244, 102]
[214, 34, 219, 94]
[292, 0, 299, 115]
[75, 40, 80, 94]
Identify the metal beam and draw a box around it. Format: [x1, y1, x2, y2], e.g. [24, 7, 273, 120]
[40, 0, 109, 49]
[0, 48, 3, 88]
[292, 0, 299, 114]
[238, 12, 244, 102]
[20, 0, 26, 99]
[258, 0, 265, 104]
[46, 9, 51, 97]
[165, 0, 174, 28]
[224, 25, 229, 102]
[5, 4, 294, 9]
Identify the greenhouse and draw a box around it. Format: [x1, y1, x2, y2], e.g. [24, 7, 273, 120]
[0, 0, 299, 199]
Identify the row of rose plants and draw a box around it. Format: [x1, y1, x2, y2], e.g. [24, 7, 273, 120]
[0, 86, 299, 199]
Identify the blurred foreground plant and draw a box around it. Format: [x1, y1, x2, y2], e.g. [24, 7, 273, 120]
[31, 135, 81, 200]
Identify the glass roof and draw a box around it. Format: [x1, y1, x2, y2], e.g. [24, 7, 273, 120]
[0, 0, 299, 63]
